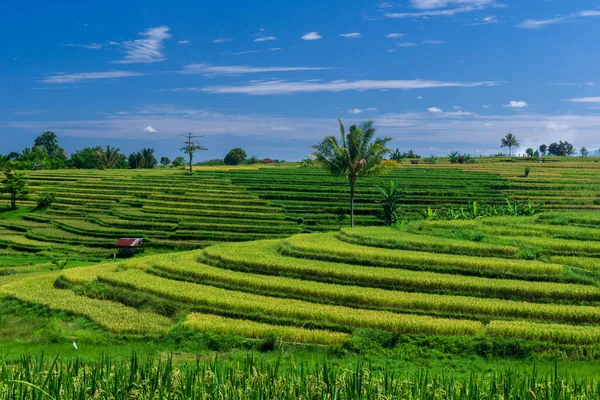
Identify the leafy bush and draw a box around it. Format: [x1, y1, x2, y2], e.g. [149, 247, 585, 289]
[36, 193, 55, 209]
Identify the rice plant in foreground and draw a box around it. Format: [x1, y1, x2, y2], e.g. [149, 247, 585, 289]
[0, 354, 599, 399]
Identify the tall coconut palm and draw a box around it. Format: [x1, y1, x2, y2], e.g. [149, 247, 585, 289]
[501, 133, 519, 156]
[312, 119, 391, 227]
[95, 145, 122, 169]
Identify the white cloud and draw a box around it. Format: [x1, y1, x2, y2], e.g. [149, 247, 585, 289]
[453, 105, 462, 110]
[397, 42, 418, 47]
[568, 97, 600, 103]
[505, 100, 528, 108]
[177, 40, 190, 44]
[410, 0, 496, 9]
[269, 47, 282, 51]
[417, 96, 423, 99]
[41, 71, 144, 84]
[301, 32, 322, 40]
[254, 36, 277, 42]
[428, 107, 443, 113]
[348, 107, 377, 114]
[482, 104, 490, 108]
[422, 40, 445, 44]
[228, 50, 261, 55]
[190, 78, 499, 95]
[387, 33, 404, 38]
[180, 63, 333, 75]
[213, 38, 233, 43]
[386, 1, 499, 19]
[112, 26, 171, 64]
[11, 106, 600, 157]
[143, 125, 158, 133]
[64, 43, 104, 49]
[518, 10, 600, 29]
[340, 32, 362, 38]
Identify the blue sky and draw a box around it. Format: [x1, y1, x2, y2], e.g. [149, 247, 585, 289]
[2, 0, 600, 160]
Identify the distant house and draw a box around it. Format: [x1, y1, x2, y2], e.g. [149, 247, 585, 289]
[114, 238, 144, 257]
[260, 158, 275, 164]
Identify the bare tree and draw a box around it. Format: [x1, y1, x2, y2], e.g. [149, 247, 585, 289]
[179, 133, 207, 172]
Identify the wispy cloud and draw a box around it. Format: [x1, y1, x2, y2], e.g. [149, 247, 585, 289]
[182, 78, 499, 95]
[505, 100, 528, 108]
[385, 0, 499, 18]
[180, 63, 333, 76]
[340, 32, 362, 38]
[177, 40, 190, 44]
[518, 10, 600, 29]
[422, 40, 445, 44]
[387, 33, 404, 38]
[41, 71, 144, 84]
[12, 110, 46, 115]
[213, 38, 233, 43]
[143, 125, 157, 132]
[428, 107, 442, 113]
[465, 15, 498, 25]
[348, 107, 377, 114]
[112, 26, 171, 64]
[11, 104, 600, 157]
[555, 82, 595, 88]
[568, 97, 600, 103]
[301, 32, 322, 40]
[255, 36, 277, 42]
[228, 50, 262, 55]
[397, 42, 418, 47]
[64, 43, 104, 49]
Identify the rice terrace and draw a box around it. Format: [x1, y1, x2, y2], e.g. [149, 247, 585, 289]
[4, 1, 600, 398]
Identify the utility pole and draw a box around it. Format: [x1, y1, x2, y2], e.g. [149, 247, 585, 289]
[178, 133, 207, 173]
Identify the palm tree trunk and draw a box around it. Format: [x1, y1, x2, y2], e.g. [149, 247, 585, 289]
[349, 179, 355, 228]
[10, 193, 16, 209]
[509, 146, 512, 156]
[189, 153, 193, 173]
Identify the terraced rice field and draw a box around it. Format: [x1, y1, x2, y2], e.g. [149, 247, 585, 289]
[2, 158, 600, 272]
[4, 212, 600, 347]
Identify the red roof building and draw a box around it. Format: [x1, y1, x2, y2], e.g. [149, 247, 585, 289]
[260, 158, 275, 163]
[114, 238, 144, 257]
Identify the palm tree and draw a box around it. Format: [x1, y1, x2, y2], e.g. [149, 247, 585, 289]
[312, 119, 391, 227]
[501, 133, 519, 156]
[95, 146, 122, 169]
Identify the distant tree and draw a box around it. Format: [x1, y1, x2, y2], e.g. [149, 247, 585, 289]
[549, 141, 576, 156]
[34, 131, 66, 168]
[224, 148, 247, 165]
[69, 147, 100, 169]
[390, 149, 403, 162]
[525, 148, 534, 157]
[140, 148, 157, 169]
[246, 155, 259, 164]
[539, 144, 548, 156]
[128, 152, 143, 169]
[34, 131, 60, 158]
[548, 142, 559, 156]
[0, 155, 10, 169]
[300, 158, 315, 167]
[376, 180, 405, 226]
[581, 147, 589, 157]
[500, 133, 519, 156]
[95, 146, 124, 169]
[564, 142, 577, 156]
[179, 132, 207, 173]
[2, 170, 29, 209]
[160, 157, 171, 166]
[171, 156, 186, 168]
[312, 119, 391, 227]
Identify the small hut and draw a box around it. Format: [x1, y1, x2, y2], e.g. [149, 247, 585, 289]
[260, 158, 275, 164]
[114, 238, 144, 257]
